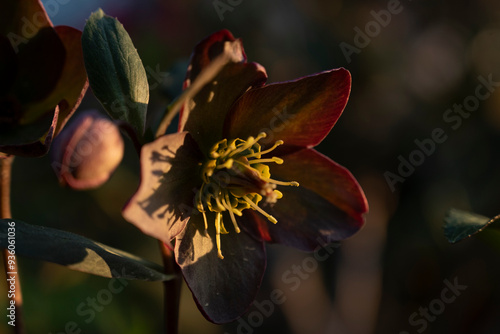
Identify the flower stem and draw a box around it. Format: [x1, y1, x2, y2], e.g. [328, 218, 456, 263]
[1, 156, 25, 334]
[158, 241, 182, 334]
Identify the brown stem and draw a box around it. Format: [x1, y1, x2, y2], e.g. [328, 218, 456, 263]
[1, 156, 24, 334]
[158, 241, 182, 334]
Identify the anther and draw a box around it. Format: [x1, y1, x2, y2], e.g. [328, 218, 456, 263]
[216, 158, 233, 169]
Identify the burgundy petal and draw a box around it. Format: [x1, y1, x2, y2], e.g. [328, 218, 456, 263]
[240, 187, 362, 252]
[51, 26, 89, 135]
[0, 0, 53, 37]
[179, 61, 267, 153]
[176, 214, 266, 323]
[122, 132, 204, 245]
[14, 26, 65, 108]
[225, 68, 351, 154]
[18, 26, 88, 135]
[240, 149, 367, 251]
[0, 34, 17, 93]
[183, 29, 246, 89]
[275, 149, 368, 218]
[0, 106, 59, 157]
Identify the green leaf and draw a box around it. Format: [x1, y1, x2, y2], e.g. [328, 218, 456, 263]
[0, 219, 172, 281]
[444, 208, 500, 243]
[82, 9, 149, 137]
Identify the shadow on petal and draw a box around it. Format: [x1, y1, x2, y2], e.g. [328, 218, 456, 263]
[122, 132, 203, 245]
[175, 214, 266, 323]
[180, 62, 267, 153]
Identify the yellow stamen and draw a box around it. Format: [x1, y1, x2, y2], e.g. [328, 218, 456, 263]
[196, 133, 298, 259]
[216, 158, 234, 169]
[242, 195, 278, 224]
[248, 157, 283, 165]
[274, 189, 283, 199]
[214, 194, 227, 212]
[263, 178, 300, 187]
[215, 212, 224, 259]
[217, 141, 237, 159]
[223, 192, 241, 233]
[246, 140, 284, 158]
[227, 132, 266, 158]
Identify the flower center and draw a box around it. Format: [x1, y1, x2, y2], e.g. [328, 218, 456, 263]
[195, 132, 299, 259]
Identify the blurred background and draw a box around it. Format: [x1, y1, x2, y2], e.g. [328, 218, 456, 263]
[2, 0, 500, 333]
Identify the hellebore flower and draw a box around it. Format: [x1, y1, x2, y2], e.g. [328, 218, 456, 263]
[51, 110, 124, 190]
[123, 30, 368, 323]
[0, 0, 88, 157]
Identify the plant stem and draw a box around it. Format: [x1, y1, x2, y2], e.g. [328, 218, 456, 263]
[158, 241, 182, 334]
[1, 156, 24, 334]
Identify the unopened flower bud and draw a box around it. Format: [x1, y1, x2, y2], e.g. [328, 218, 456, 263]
[51, 110, 124, 190]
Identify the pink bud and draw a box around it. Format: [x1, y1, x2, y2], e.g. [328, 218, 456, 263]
[51, 110, 124, 190]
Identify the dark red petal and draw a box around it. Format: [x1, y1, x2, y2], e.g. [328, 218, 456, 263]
[175, 214, 266, 324]
[241, 149, 367, 251]
[19, 26, 88, 135]
[183, 29, 246, 90]
[13, 27, 65, 107]
[0, 0, 53, 37]
[0, 34, 17, 93]
[122, 132, 204, 245]
[225, 68, 351, 154]
[51, 26, 89, 134]
[275, 149, 368, 217]
[0, 107, 58, 157]
[179, 62, 267, 154]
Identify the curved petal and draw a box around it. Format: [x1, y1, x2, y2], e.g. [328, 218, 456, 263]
[176, 214, 266, 324]
[50, 26, 89, 134]
[0, 106, 58, 157]
[183, 29, 246, 89]
[14, 26, 65, 108]
[275, 149, 368, 217]
[225, 68, 351, 154]
[0, 34, 17, 93]
[0, 0, 52, 37]
[122, 132, 204, 246]
[19, 26, 88, 134]
[180, 61, 267, 154]
[240, 149, 367, 251]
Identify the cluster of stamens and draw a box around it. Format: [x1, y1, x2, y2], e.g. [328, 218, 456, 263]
[195, 132, 299, 259]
